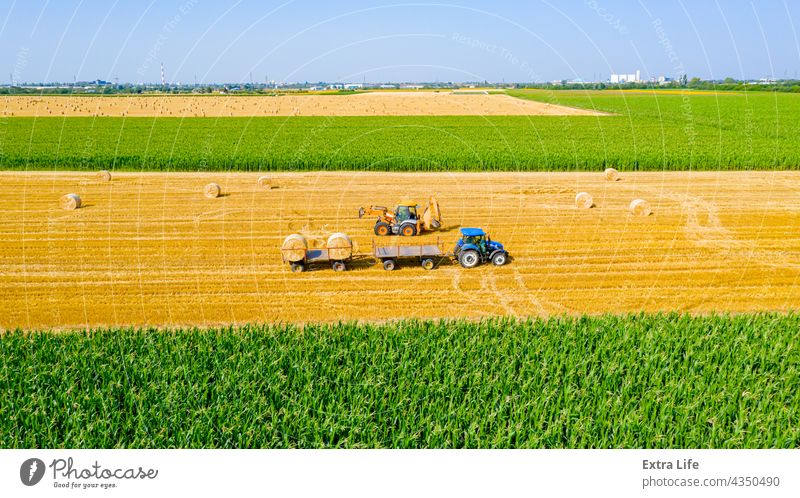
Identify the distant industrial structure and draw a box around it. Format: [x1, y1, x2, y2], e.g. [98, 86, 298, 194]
[610, 70, 642, 84]
[2, 72, 795, 94]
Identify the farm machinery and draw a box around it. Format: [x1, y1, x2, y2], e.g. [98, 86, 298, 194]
[452, 228, 507, 268]
[280, 233, 354, 273]
[374, 228, 508, 270]
[358, 197, 442, 236]
[285, 194, 509, 272]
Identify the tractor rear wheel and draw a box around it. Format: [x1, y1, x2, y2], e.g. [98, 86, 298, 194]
[459, 250, 479, 269]
[383, 259, 396, 271]
[491, 252, 507, 266]
[290, 262, 305, 273]
[421, 258, 435, 270]
[375, 222, 391, 236]
[332, 261, 346, 272]
[400, 224, 417, 236]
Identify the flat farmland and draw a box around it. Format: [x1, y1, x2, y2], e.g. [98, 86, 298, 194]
[0, 92, 602, 117]
[4, 91, 800, 172]
[2, 170, 799, 330]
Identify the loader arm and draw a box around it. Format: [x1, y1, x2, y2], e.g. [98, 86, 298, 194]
[358, 205, 395, 221]
[421, 197, 442, 230]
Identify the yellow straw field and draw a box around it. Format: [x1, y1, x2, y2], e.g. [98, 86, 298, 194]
[1, 171, 798, 330]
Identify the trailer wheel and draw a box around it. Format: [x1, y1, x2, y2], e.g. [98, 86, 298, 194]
[400, 224, 417, 236]
[458, 250, 479, 269]
[375, 222, 391, 236]
[382, 259, 396, 271]
[332, 261, 346, 272]
[290, 262, 305, 273]
[421, 258, 435, 270]
[491, 252, 507, 266]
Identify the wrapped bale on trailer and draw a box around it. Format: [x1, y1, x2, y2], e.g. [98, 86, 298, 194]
[373, 239, 445, 271]
[281, 233, 353, 272]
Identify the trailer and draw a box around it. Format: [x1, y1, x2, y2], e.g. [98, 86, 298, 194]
[281, 247, 351, 273]
[373, 228, 509, 271]
[372, 239, 446, 270]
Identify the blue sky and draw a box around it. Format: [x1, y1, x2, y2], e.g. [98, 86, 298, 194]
[1, 0, 799, 84]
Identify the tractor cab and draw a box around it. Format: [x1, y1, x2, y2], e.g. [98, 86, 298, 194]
[454, 228, 507, 268]
[395, 201, 418, 222]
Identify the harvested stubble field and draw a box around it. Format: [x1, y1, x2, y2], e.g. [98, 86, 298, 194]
[0, 92, 602, 117]
[1, 171, 799, 330]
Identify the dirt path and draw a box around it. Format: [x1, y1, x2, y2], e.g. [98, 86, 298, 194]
[1, 171, 798, 330]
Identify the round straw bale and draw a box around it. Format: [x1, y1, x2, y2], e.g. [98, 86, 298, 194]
[204, 183, 221, 198]
[326, 232, 353, 260]
[281, 234, 308, 262]
[96, 170, 111, 182]
[629, 199, 652, 216]
[604, 168, 620, 181]
[60, 193, 81, 210]
[257, 175, 271, 189]
[575, 192, 594, 209]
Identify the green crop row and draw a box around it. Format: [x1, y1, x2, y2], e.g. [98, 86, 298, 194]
[1, 313, 798, 448]
[1, 90, 799, 171]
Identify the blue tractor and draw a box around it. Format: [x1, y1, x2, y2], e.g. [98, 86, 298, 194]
[453, 228, 508, 268]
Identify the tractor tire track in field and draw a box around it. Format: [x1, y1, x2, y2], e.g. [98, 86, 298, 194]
[627, 183, 800, 271]
[2, 171, 800, 329]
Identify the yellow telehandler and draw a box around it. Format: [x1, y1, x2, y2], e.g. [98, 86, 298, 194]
[358, 197, 442, 236]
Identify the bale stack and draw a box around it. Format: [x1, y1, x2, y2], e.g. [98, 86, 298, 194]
[96, 170, 111, 182]
[60, 193, 81, 210]
[281, 234, 308, 262]
[204, 183, 221, 198]
[326, 233, 353, 260]
[575, 192, 594, 209]
[629, 199, 652, 216]
[604, 168, 620, 181]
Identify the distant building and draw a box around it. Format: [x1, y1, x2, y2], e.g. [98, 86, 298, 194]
[343, 83, 363, 90]
[610, 70, 642, 84]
